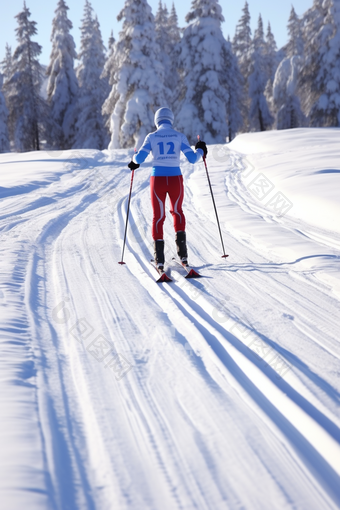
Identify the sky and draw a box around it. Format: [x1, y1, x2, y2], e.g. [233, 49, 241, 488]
[0, 0, 313, 65]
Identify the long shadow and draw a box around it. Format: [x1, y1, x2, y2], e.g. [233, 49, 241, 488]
[175, 282, 340, 441]
[245, 327, 340, 408]
[315, 169, 340, 174]
[166, 285, 340, 504]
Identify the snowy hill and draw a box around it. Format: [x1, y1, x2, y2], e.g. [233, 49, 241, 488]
[0, 128, 340, 509]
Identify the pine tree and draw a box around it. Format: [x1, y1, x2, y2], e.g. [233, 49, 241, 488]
[176, 0, 243, 143]
[103, 0, 169, 149]
[309, 0, 340, 126]
[101, 31, 115, 127]
[285, 6, 304, 58]
[1, 44, 13, 90]
[233, 1, 252, 72]
[168, 3, 181, 46]
[248, 15, 274, 131]
[155, 1, 173, 104]
[265, 22, 278, 83]
[102, 30, 115, 93]
[263, 22, 278, 118]
[299, 0, 329, 118]
[273, 56, 305, 129]
[5, 3, 45, 151]
[107, 30, 115, 57]
[225, 43, 244, 141]
[0, 75, 10, 153]
[46, 0, 79, 149]
[166, 3, 181, 102]
[73, 1, 107, 149]
[0, 45, 14, 132]
[233, 2, 252, 129]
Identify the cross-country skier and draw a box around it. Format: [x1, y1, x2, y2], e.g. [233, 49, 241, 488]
[128, 107, 207, 271]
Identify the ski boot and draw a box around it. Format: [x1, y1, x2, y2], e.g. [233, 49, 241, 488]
[154, 240, 165, 271]
[175, 231, 188, 266]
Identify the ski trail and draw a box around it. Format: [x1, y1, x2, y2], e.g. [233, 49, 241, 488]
[1, 146, 340, 509]
[115, 171, 340, 507]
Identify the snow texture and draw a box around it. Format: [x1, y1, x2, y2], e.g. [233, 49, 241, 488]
[1, 128, 340, 509]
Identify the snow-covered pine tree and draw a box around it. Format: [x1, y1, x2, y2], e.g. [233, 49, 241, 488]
[176, 0, 243, 143]
[285, 6, 304, 58]
[102, 30, 115, 88]
[225, 44, 244, 141]
[1, 44, 13, 90]
[155, 1, 173, 105]
[166, 3, 181, 104]
[299, 0, 329, 118]
[107, 30, 115, 57]
[309, 0, 340, 126]
[0, 75, 10, 153]
[168, 3, 181, 47]
[0, 45, 14, 131]
[103, 0, 169, 149]
[155, 1, 181, 105]
[273, 56, 305, 129]
[263, 22, 279, 118]
[233, 1, 252, 129]
[265, 23, 278, 83]
[101, 31, 115, 127]
[73, 1, 107, 149]
[5, 3, 45, 151]
[248, 15, 274, 131]
[155, 2, 169, 47]
[46, 0, 79, 149]
[233, 2, 252, 76]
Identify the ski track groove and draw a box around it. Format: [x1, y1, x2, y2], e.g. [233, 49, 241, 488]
[116, 181, 338, 508]
[121, 158, 340, 504]
[2, 150, 340, 509]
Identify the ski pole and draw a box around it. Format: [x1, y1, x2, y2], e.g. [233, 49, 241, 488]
[199, 137, 229, 258]
[118, 169, 135, 265]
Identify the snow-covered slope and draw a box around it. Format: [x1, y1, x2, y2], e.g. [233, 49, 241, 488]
[0, 129, 339, 510]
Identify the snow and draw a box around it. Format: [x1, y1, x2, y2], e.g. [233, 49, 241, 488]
[229, 128, 340, 236]
[1, 128, 340, 509]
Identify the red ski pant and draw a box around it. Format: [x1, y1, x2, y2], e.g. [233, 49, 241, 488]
[150, 175, 186, 240]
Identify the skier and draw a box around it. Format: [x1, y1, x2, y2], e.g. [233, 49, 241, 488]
[128, 107, 207, 271]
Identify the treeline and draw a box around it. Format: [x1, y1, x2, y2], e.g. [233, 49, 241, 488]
[0, 0, 339, 154]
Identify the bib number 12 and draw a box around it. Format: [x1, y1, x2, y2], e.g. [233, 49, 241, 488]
[157, 141, 175, 155]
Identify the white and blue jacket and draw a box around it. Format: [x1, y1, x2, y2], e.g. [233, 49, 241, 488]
[133, 121, 204, 176]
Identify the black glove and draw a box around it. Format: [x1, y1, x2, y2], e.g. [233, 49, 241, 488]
[128, 160, 140, 170]
[195, 140, 208, 157]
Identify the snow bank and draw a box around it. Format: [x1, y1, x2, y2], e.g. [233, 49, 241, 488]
[229, 127, 340, 235]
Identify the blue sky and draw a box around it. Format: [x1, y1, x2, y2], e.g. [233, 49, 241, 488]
[0, 0, 313, 65]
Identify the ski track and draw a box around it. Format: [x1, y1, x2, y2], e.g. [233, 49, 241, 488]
[1, 147, 340, 510]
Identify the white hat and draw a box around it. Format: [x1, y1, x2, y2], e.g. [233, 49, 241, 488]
[154, 107, 174, 127]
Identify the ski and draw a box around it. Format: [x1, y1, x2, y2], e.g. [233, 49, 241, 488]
[150, 260, 172, 283]
[171, 258, 201, 278]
